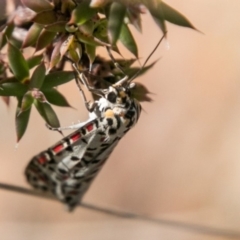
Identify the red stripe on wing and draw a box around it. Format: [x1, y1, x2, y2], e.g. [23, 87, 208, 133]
[37, 155, 47, 164]
[52, 144, 64, 154]
[71, 132, 81, 142]
[86, 123, 94, 132]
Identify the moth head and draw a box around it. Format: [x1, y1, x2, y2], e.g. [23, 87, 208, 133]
[104, 83, 135, 105]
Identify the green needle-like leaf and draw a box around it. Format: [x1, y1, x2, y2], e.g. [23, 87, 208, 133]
[34, 100, 60, 128]
[22, 23, 43, 48]
[108, 2, 126, 45]
[69, 1, 97, 26]
[0, 82, 28, 96]
[1, 22, 14, 49]
[44, 88, 72, 107]
[150, 1, 196, 31]
[29, 62, 46, 89]
[161, 2, 196, 29]
[47, 39, 62, 73]
[21, 0, 54, 12]
[27, 54, 43, 69]
[41, 71, 75, 89]
[85, 44, 96, 65]
[16, 97, 31, 142]
[94, 19, 108, 44]
[127, 8, 142, 32]
[119, 23, 138, 57]
[32, 10, 57, 25]
[75, 31, 106, 46]
[20, 91, 34, 112]
[8, 41, 30, 83]
[35, 29, 56, 52]
[45, 21, 67, 32]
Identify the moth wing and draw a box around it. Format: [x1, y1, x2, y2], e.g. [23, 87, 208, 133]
[25, 120, 100, 194]
[60, 136, 121, 210]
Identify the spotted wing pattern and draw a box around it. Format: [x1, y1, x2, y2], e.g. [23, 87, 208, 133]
[25, 87, 141, 210]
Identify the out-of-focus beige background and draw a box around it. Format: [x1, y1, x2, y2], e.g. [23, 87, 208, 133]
[1, 0, 240, 239]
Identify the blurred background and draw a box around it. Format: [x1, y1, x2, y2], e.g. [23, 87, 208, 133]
[1, 0, 240, 239]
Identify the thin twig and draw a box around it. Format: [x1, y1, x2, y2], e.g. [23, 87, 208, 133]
[0, 182, 240, 239]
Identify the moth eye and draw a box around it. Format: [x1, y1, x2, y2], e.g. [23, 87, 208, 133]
[121, 96, 127, 103]
[125, 88, 131, 97]
[107, 92, 117, 103]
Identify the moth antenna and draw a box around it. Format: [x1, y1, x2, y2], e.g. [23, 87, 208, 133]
[72, 63, 104, 97]
[106, 47, 126, 75]
[128, 33, 166, 83]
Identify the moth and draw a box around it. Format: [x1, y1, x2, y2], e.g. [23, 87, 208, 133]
[25, 36, 164, 211]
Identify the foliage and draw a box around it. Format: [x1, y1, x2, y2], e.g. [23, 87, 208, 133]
[0, 0, 195, 141]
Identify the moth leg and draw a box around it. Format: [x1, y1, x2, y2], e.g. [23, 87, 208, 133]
[46, 64, 102, 133]
[46, 123, 82, 131]
[46, 116, 97, 132]
[72, 64, 96, 112]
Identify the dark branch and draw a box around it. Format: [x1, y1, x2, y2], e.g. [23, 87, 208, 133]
[0, 182, 240, 239]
